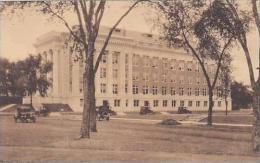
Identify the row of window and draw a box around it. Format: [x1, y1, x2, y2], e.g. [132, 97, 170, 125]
[81, 99, 223, 108]
[100, 83, 221, 97]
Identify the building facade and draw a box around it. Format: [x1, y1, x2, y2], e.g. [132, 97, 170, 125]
[25, 27, 232, 112]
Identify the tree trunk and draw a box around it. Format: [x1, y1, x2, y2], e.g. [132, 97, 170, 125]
[225, 98, 228, 116]
[89, 68, 97, 132]
[80, 72, 91, 138]
[207, 90, 214, 126]
[252, 89, 260, 151]
[30, 92, 32, 107]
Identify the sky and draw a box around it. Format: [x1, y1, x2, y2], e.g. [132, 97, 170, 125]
[0, 1, 259, 85]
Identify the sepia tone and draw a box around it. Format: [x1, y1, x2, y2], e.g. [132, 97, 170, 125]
[0, 0, 260, 162]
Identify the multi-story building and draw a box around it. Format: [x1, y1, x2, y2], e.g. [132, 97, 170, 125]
[25, 27, 232, 112]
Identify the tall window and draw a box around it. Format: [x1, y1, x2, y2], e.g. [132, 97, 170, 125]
[100, 83, 106, 93]
[143, 72, 149, 81]
[196, 101, 200, 107]
[179, 87, 184, 96]
[180, 100, 185, 107]
[112, 52, 120, 64]
[80, 99, 84, 107]
[133, 85, 138, 94]
[195, 88, 200, 96]
[114, 99, 120, 107]
[152, 86, 158, 95]
[204, 101, 208, 107]
[163, 100, 168, 107]
[143, 86, 149, 95]
[100, 68, 106, 78]
[133, 54, 139, 66]
[172, 100, 176, 107]
[134, 100, 139, 107]
[125, 84, 128, 93]
[170, 87, 176, 96]
[112, 84, 118, 94]
[113, 69, 118, 79]
[101, 50, 108, 63]
[188, 101, 193, 107]
[202, 88, 207, 96]
[162, 86, 167, 95]
[187, 88, 192, 96]
[132, 72, 139, 81]
[153, 100, 159, 107]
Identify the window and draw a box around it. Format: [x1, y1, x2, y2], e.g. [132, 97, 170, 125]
[133, 85, 138, 94]
[80, 99, 84, 107]
[162, 73, 167, 82]
[112, 84, 118, 94]
[144, 56, 150, 67]
[152, 86, 158, 95]
[217, 88, 222, 97]
[143, 73, 149, 81]
[133, 54, 139, 66]
[180, 100, 185, 107]
[153, 100, 159, 107]
[170, 87, 176, 96]
[125, 84, 128, 93]
[113, 69, 118, 79]
[218, 101, 222, 107]
[126, 100, 128, 107]
[134, 100, 139, 107]
[163, 100, 168, 107]
[125, 54, 129, 64]
[100, 83, 106, 93]
[112, 52, 120, 64]
[100, 68, 106, 78]
[162, 86, 167, 95]
[188, 101, 192, 107]
[187, 88, 192, 96]
[143, 86, 149, 95]
[179, 87, 184, 96]
[195, 88, 200, 96]
[101, 50, 108, 63]
[204, 101, 208, 107]
[202, 88, 207, 96]
[172, 100, 176, 107]
[133, 72, 139, 81]
[196, 78, 200, 85]
[114, 99, 120, 107]
[196, 101, 200, 107]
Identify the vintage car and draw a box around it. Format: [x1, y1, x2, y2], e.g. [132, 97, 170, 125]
[96, 105, 110, 121]
[14, 105, 36, 123]
[177, 106, 192, 114]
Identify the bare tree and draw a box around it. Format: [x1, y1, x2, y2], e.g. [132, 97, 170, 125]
[152, 0, 235, 125]
[0, 0, 145, 138]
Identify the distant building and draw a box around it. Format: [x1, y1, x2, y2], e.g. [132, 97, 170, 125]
[24, 27, 232, 112]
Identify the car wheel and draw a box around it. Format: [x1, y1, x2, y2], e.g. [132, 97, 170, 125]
[106, 117, 110, 121]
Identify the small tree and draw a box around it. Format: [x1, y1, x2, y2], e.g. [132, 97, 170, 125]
[0, 57, 11, 96]
[21, 55, 52, 106]
[231, 81, 253, 110]
[219, 54, 232, 115]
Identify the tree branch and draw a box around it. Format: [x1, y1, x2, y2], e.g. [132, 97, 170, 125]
[94, 0, 145, 74]
[212, 37, 233, 89]
[42, 1, 84, 44]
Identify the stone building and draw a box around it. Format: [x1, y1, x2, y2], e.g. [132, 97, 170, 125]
[24, 27, 232, 112]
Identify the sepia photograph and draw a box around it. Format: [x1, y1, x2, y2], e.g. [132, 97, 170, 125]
[0, 0, 260, 162]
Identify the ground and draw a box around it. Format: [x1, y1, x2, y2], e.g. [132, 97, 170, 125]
[0, 111, 259, 162]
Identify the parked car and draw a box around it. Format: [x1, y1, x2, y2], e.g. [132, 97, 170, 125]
[14, 105, 36, 123]
[96, 105, 110, 121]
[177, 106, 192, 114]
[140, 106, 154, 115]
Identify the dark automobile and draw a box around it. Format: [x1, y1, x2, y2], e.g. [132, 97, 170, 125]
[96, 105, 110, 121]
[178, 106, 192, 114]
[140, 106, 154, 115]
[14, 105, 36, 123]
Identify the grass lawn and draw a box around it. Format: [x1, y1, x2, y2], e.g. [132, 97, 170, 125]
[200, 115, 253, 124]
[0, 116, 259, 161]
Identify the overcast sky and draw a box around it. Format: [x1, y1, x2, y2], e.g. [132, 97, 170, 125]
[0, 1, 259, 85]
